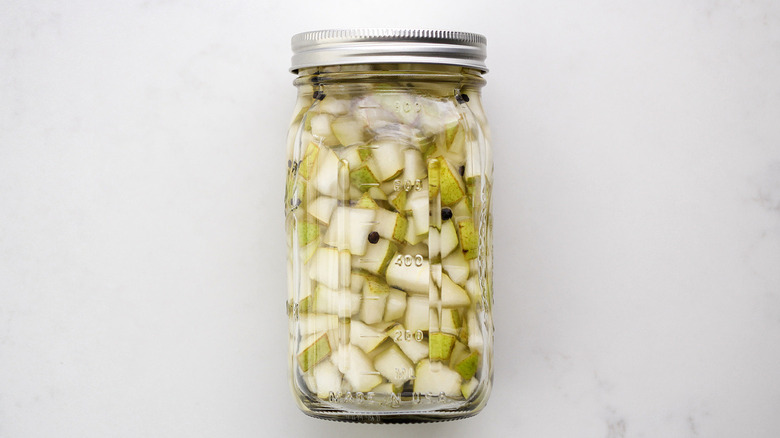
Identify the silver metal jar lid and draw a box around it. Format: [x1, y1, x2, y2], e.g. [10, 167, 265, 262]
[290, 29, 487, 73]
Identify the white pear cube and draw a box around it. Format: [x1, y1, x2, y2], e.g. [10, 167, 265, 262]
[350, 272, 366, 294]
[333, 345, 383, 392]
[372, 382, 396, 394]
[370, 140, 404, 181]
[431, 263, 442, 289]
[374, 345, 414, 388]
[298, 238, 321, 265]
[299, 313, 339, 338]
[464, 133, 484, 180]
[310, 114, 339, 145]
[312, 360, 343, 399]
[340, 144, 365, 169]
[440, 273, 470, 307]
[349, 185, 364, 200]
[405, 216, 425, 245]
[308, 248, 350, 290]
[428, 308, 439, 331]
[414, 359, 462, 397]
[466, 310, 484, 354]
[461, 377, 479, 399]
[349, 320, 388, 353]
[440, 308, 461, 335]
[428, 228, 440, 259]
[404, 296, 430, 332]
[443, 124, 466, 165]
[361, 278, 390, 324]
[318, 98, 350, 115]
[383, 288, 407, 322]
[400, 242, 428, 256]
[406, 187, 429, 235]
[442, 250, 469, 285]
[311, 147, 342, 197]
[368, 187, 387, 201]
[403, 148, 426, 182]
[323, 207, 376, 256]
[386, 257, 430, 294]
[331, 116, 366, 147]
[452, 197, 472, 219]
[392, 324, 430, 363]
[352, 238, 394, 275]
[440, 220, 459, 258]
[313, 285, 361, 318]
[465, 275, 481, 302]
[374, 208, 407, 243]
[380, 180, 396, 195]
[308, 196, 338, 225]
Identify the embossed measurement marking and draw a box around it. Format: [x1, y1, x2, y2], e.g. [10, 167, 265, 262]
[393, 178, 423, 192]
[394, 254, 423, 267]
[394, 329, 424, 342]
[394, 367, 415, 381]
[394, 101, 422, 113]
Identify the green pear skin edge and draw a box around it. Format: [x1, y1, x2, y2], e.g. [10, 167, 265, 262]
[350, 165, 379, 192]
[428, 159, 440, 198]
[439, 160, 466, 206]
[458, 218, 478, 259]
[298, 142, 319, 180]
[393, 215, 408, 242]
[297, 333, 331, 373]
[453, 352, 480, 380]
[297, 295, 312, 314]
[297, 221, 320, 246]
[356, 192, 378, 209]
[388, 190, 407, 212]
[429, 332, 457, 361]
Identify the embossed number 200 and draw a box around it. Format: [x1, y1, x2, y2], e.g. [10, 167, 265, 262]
[394, 329, 424, 342]
[395, 254, 423, 267]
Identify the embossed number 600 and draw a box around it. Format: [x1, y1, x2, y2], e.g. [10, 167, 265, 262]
[393, 179, 423, 192]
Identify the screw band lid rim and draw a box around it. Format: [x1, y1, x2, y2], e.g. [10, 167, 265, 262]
[290, 28, 488, 73]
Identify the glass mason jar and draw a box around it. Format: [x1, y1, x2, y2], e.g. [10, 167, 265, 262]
[285, 29, 493, 423]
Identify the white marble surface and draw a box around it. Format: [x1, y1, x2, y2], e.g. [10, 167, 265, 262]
[1, 1, 779, 437]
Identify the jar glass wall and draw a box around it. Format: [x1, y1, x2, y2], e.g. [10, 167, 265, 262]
[285, 62, 493, 423]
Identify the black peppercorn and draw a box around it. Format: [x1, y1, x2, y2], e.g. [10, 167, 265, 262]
[441, 208, 453, 221]
[367, 231, 380, 244]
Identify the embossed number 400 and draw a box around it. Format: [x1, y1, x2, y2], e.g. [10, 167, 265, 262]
[395, 254, 423, 267]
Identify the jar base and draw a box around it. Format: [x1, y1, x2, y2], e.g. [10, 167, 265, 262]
[299, 406, 484, 424]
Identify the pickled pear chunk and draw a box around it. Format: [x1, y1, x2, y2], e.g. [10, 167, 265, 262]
[414, 359, 462, 397]
[298, 333, 331, 373]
